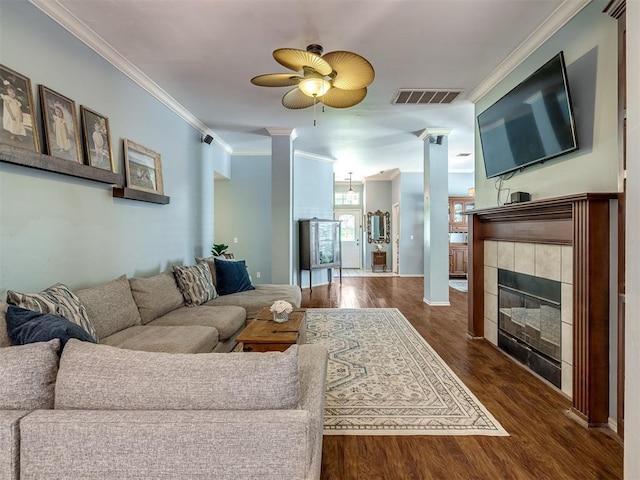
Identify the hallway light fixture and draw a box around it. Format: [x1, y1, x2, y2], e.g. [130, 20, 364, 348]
[346, 172, 357, 203]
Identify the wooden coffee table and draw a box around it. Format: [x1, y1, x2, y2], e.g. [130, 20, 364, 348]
[236, 306, 306, 352]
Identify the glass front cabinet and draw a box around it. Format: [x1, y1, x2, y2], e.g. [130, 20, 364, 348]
[299, 218, 342, 290]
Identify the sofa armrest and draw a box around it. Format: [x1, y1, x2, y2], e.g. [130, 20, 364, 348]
[297, 345, 328, 480]
[20, 409, 312, 480]
[0, 410, 30, 480]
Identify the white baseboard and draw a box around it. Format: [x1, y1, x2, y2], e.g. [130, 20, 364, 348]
[400, 274, 424, 277]
[608, 417, 618, 433]
[423, 298, 451, 307]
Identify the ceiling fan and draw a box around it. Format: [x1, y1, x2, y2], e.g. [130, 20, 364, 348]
[251, 44, 374, 109]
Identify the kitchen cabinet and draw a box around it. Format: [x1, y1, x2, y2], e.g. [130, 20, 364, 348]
[449, 196, 475, 232]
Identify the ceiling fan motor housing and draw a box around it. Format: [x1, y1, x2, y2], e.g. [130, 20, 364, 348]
[306, 44, 324, 56]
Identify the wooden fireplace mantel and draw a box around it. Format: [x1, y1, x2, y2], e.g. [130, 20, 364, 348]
[467, 192, 618, 426]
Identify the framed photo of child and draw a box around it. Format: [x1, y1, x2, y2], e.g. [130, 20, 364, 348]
[80, 106, 114, 172]
[123, 139, 164, 195]
[39, 85, 82, 163]
[0, 64, 40, 153]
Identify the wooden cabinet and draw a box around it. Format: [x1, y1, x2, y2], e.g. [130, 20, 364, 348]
[449, 244, 468, 277]
[372, 251, 387, 272]
[448, 196, 473, 277]
[448, 196, 475, 232]
[299, 218, 342, 290]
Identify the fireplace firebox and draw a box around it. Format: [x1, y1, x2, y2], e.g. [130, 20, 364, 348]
[498, 269, 562, 388]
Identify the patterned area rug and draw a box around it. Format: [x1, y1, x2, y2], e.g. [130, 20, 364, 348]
[449, 279, 468, 292]
[306, 308, 508, 436]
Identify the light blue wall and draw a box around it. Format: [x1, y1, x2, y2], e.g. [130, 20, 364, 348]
[474, 0, 618, 208]
[449, 172, 474, 196]
[214, 155, 272, 283]
[363, 180, 392, 270]
[397, 173, 424, 275]
[294, 155, 334, 288]
[0, 3, 226, 295]
[214, 153, 333, 288]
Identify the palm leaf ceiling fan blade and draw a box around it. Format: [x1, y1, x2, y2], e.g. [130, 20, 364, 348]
[273, 48, 332, 76]
[321, 87, 367, 108]
[282, 87, 316, 109]
[250, 73, 302, 87]
[322, 51, 375, 90]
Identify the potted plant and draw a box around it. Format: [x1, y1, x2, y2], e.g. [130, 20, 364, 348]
[211, 243, 229, 257]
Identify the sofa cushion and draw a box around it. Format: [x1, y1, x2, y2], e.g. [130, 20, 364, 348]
[75, 275, 141, 340]
[147, 305, 246, 341]
[205, 284, 302, 320]
[128, 271, 185, 324]
[214, 258, 255, 295]
[173, 263, 217, 306]
[6, 284, 97, 341]
[196, 256, 219, 287]
[99, 325, 218, 353]
[56, 340, 300, 411]
[0, 410, 29, 480]
[0, 339, 59, 410]
[0, 302, 11, 348]
[5, 306, 96, 349]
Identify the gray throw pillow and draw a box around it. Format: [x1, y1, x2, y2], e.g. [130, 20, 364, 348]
[56, 340, 300, 411]
[6, 283, 97, 341]
[172, 263, 217, 306]
[0, 339, 60, 410]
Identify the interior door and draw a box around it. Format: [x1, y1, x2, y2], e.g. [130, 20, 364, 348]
[336, 210, 361, 268]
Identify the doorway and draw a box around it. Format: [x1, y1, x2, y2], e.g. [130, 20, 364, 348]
[336, 210, 362, 269]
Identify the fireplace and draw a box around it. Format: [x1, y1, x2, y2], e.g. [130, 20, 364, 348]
[498, 269, 561, 387]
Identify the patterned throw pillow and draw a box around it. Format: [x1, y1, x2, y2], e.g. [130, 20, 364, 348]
[173, 263, 217, 307]
[6, 283, 98, 341]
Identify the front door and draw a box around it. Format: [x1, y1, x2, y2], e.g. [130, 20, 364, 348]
[336, 210, 361, 268]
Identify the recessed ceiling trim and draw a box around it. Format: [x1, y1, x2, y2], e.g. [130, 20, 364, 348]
[28, 0, 233, 154]
[466, 0, 591, 103]
[295, 150, 336, 163]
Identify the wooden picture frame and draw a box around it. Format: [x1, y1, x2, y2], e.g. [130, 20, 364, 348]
[39, 85, 82, 163]
[80, 106, 114, 171]
[0, 64, 40, 153]
[123, 139, 164, 194]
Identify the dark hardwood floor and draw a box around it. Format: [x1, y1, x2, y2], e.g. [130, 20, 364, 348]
[301, 277, 623, 480]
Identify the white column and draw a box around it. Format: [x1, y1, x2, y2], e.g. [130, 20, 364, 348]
[267, 128, 296, 284]
[420, 128, 451, 306]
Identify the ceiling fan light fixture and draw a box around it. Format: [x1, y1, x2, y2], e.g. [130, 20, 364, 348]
[299, 77, 331, 98]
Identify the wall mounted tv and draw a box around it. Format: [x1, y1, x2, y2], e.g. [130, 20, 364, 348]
[477, 52, 578, 179]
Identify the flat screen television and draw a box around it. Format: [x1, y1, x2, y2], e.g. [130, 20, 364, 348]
[477, 52, 578, 179]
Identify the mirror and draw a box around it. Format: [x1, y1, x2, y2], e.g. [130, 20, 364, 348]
[367, 210, 390, 243]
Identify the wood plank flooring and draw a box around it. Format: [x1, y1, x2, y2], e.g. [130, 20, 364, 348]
[301, 277, 623, 480]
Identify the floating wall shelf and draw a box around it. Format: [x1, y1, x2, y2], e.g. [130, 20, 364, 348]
[112, 187, 170, 205]
[0, 142, 121, 185]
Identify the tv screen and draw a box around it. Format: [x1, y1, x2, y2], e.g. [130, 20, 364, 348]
[478, 52, 578, 179]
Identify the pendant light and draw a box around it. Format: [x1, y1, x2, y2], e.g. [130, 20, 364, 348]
[346, 172, 357, 203]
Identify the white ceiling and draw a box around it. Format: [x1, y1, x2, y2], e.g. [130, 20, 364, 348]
[33, 0, 585, 182]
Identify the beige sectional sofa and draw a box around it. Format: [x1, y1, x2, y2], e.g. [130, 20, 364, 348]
[0, 331, 328, 480]
[5, 264, 301, 354]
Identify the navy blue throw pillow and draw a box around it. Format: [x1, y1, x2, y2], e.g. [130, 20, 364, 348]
[214, 258, 255, 295]
[6, 306, 97, 350]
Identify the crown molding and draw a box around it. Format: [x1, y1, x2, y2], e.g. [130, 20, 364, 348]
[295, 150, 336, 163]
[417, 128, 453, 141]
[28, 0, 233, 154]
[466, 0, 591, 103]
[266, 127, 297, 140]
[231, 150, 271, 157]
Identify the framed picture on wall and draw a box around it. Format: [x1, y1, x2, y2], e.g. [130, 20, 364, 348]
[0, 64, 40, 153]
[123, 139, 164, 194]
[80, 106, 114, 172]
[39, 85, 82, 163]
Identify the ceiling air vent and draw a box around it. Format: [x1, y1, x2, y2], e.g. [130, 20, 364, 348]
[393, 89, 462, 105]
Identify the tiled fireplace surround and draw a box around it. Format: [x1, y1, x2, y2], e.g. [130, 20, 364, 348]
[467, 193, 617, 427]
[483, 241, 573, 397]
